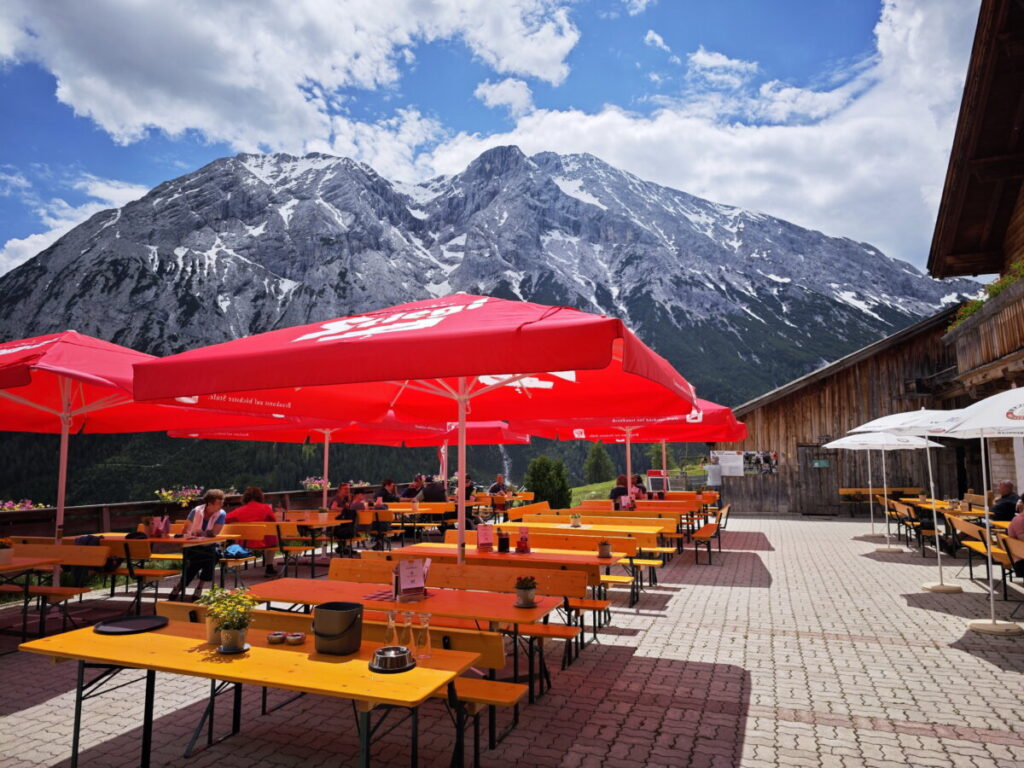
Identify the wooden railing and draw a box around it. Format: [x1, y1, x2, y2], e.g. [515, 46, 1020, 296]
[944, 278, 1024, 376]
[0, 487, 367, 539]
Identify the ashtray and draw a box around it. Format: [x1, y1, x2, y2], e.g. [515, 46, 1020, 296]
[285, 632, 306, 645]
[267, 631, 286, 644]
[369, 645, 417, 674]
[513, 600, 538, 609]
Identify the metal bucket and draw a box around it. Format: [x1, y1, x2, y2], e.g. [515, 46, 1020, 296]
[312, 601, 363, 655]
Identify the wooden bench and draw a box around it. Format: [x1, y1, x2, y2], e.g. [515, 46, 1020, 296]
[693, 505, 730, 565]
[156, 600, 526, 758]
[332, 557, 588, 676]
[576, 499, 614, 511]
[946, 514, 1013, 599]
[7, 544, 112, 633]
[438, 532, 615, 630]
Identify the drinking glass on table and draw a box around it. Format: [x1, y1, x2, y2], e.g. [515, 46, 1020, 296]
[401, 610, 417, 654]
[417, 613, 432, 659]
[384, 610, 399, 647]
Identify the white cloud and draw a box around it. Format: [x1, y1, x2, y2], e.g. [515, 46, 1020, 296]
[422, 0, 981, 268]
[644, 30, 671, 53]
[624, 0, 656, 15]
[474, 78, 535, 117]
[0, 0, 579, 152]
[0, 170, 30, 196]
[687, 45, 759, 90]
[0, 0, 982, 272]
[0, 174, 147, 275]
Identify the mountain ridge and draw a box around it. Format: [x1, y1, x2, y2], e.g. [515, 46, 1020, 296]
[0, 145, 975, 405]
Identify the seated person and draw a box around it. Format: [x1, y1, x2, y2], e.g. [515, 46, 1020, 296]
[378, 478, 401, 503]
[609, 474, 630, 510]
[488, 474, 509, 513]
[177, 489, 226, 598]
[462, 474, 476, 501]
[401, 475, 425, 498]
[631, 474, 648, 500]
[991, 481, 1020, 522]
[330, 483, 353, 514]
[225, 486, 279, 575]
[420, 476, 448, 503]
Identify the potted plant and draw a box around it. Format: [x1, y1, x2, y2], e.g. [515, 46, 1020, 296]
[514, 576, 537, 607]
[597, 539, 612, 559]
[569, 512, 582, 528]
[207, 587, 257, 652]
[0, 538, 12, 566]
[195, 586, 228, 644]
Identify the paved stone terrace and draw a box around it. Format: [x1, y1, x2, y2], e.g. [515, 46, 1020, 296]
[3, 517, 1024, 767]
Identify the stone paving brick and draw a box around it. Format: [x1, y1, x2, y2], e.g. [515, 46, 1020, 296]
[3, 517, 1024, 766]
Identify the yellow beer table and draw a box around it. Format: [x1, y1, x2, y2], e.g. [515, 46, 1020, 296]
[20, 621, 479, 768]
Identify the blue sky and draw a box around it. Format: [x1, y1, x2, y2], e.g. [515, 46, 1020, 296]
[0, 0, 978, 274]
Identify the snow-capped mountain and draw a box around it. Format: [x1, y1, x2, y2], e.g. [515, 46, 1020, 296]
[0, 146, 975, 404]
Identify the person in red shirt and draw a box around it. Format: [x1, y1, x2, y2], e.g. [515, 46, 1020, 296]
[225, 486, 279, 575]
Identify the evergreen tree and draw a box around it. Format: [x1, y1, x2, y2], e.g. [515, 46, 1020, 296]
[643, 442, 679, 472]
[582, 442, 616, 484]
[522, 455, 572, 509]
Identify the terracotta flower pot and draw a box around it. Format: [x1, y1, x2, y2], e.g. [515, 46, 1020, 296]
[205, 616, 221, 644]
[598, 543, 612, 558]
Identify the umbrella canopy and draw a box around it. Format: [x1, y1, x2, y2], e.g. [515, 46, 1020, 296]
[134, 295, 697, 422]
[849, 410, 962, 593]
[135, 295, 697, 562]
[0, 331, 282, 541]
[850, 409, 966, 437]
[931, 388, 1024, 438]
[927, 388, 1024, 633]
[824, 432, 943, 552]
[510, 398, 743, 502]
[510, 398, 744, 442]
[823, 433, 943, 450]
[169, 419, 530, 506]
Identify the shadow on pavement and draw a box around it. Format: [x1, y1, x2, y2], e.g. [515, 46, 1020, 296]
[31, 645, 751, 768]
[719, 530, 774, 551]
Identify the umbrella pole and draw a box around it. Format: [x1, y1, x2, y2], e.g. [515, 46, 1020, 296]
[321, 430, 331, 510]
[923, 445, 960, 593]
[661, 440, 668, 486]
[625, 430, 633, 506]
[969, 434, 1023, 634]
[456, 379, 468, 565]
[867, 451, 875, 537]
[876, 449, 902, 553]
[55, 377, 71, 544]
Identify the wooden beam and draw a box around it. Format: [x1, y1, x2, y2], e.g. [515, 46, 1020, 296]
[971, 153, 1024, 181]
[942, 249, 1004, 274]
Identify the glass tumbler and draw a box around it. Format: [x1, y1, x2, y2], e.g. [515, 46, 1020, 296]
[417, 613, 432, 659]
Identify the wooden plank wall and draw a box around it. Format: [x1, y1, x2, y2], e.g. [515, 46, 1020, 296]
[729, 318, 969, 514]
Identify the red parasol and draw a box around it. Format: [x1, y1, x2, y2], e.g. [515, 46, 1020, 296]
[135, 295, 698, 562]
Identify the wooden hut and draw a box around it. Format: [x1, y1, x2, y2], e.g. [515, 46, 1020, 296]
[725, 0, 1024, 514]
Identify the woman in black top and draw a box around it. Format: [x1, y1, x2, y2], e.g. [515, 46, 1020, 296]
[609, 474, 630, 509]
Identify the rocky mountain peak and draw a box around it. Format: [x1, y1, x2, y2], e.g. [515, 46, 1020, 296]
[0, 147, 976, 404]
